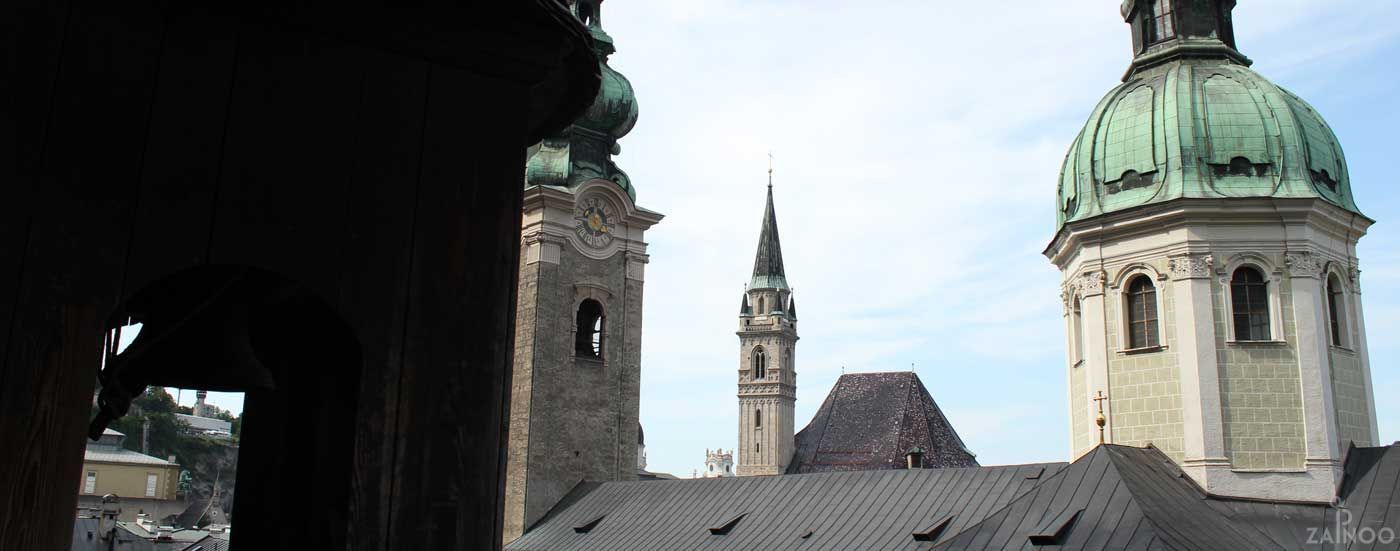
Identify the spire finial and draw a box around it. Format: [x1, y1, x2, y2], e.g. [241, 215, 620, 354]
[767, 151, 774, 189]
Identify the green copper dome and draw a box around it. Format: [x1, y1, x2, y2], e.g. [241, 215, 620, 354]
[525, 0, 639, 201]
[1056, 0, 1362, 230]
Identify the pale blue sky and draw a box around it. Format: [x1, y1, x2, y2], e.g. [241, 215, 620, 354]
[612, 0, 1400, 478]
[164, 1, 1400, 480]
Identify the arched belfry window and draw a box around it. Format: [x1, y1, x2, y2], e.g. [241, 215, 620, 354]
[1231, 267, 1271, 341]
[1126, 275, 1159, 349]
[1328, 275, 1347, 347]
[755, 408, 762, 428]
[575, 299, 604, 359]
[1144, 0, 1176, 45]
[753, 347, 766, 380]
[758, 296, 766, 315]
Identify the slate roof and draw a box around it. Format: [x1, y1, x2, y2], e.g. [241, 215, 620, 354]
[506, 462, 1065, 551]
[508, 443, 1400, 550]
[788, 372, 976, 474]
[749, 184, 788, 290]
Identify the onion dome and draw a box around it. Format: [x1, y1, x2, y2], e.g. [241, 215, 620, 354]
[1056, 0, 1363, 231]
[525, 0, 639, 202]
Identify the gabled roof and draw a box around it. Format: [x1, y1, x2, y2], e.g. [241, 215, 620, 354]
[934, 445, 1332, 550]
[509, 443, 1400, 551]
[788, 372, 976, 474]
[506, 462, 1064, 551]
[749, 184, 788, 290]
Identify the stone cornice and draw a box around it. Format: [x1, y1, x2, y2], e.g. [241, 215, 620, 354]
[1045, 197, 1374, 269]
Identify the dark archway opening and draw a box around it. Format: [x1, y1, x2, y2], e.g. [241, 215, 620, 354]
[90, 265, 362, 548]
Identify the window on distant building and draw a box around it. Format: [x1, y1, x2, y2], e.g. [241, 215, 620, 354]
[753, 347, 766, 380]
[84, 471, 97, 494]
[1126, 275, 1159, 349]
[758, 296, 765, 315]
[1231, 267, 1271, 341]
[1328, 275, 1347, 347]
[755, 408, 762, 428]
[145, 473, 158, 497]
[575, 299, 605, 359]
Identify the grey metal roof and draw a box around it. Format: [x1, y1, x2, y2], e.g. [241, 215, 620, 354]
[789, 372, 977, 474]
[506, 462, 1064, 551]
[933, 445, 1333, 550]
[509, 443, 1400, 550]
[175, 413, 232, 434]
[84, 445, 178, 467]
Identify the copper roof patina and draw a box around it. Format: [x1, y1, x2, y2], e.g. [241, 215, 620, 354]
[1055, 0, 1365, 232]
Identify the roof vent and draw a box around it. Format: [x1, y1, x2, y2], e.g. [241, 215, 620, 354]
[709, 513, 747, 535]
[1028, 509, 1083, 546]
[1025, 467, 1045, 480]
[800, 530, 814, 539]
[573, 515, 605, 534]
[911, 514, 954, 542]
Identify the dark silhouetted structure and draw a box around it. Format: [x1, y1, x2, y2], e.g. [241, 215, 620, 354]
[0, 1, 600, 549]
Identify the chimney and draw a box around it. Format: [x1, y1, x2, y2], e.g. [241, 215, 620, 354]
[906, 447, 925, 469]
[99, 494, 120, 539]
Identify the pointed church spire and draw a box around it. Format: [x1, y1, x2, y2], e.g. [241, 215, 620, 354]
[750, 168, 788, 290]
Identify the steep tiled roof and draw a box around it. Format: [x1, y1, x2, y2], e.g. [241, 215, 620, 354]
[749, 184, 787, 290]
[788, 372, 976, 474]
[506, 462, 1063, 551]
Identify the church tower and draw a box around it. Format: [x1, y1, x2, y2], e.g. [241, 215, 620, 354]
[1047, 0, 1377, 503]
[504, 0, 663, 542]
[737, 178, 798, 476]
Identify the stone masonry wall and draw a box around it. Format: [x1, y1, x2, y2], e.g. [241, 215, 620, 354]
[1212, 276, 1306, 470]
[1105, 267, 1185, 462]
[1331, 348, 1372, 447]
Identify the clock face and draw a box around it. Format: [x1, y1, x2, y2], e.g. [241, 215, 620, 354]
[573, 196, 617, 249]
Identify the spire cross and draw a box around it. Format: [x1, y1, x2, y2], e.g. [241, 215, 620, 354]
[1093, 391, 1109, 444]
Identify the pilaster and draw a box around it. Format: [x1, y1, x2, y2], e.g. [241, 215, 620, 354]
[1076, 270, 1112, 451]
[1167, 253, 1230, 482]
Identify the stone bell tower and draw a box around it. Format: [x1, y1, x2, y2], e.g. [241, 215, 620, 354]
[1047, 0, 1377, 503]
[736, 176, 798, 476]
[504, 0, 664, 542]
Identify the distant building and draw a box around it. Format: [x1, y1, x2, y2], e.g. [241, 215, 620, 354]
[700, 449, 734, 478]
[173, 413, 232, 440]
[735, 179, 975, 475]
[78, 429, 184, 523]
[72, 504, 230, 551]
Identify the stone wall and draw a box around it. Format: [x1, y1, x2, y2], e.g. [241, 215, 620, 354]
[1104, 268, 1185, 462]
[1331, 348, 1372, 447]
[1211, 276, 1305, 470]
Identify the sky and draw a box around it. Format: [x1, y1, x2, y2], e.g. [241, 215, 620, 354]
[153, 1, 1400, 480]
